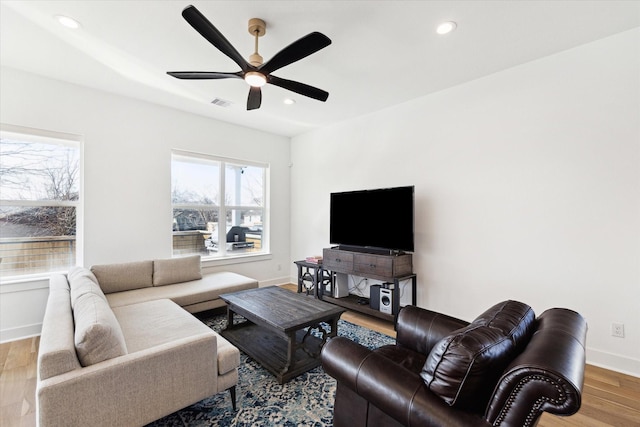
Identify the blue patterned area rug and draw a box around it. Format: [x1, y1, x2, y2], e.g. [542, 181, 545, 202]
[147, 311, 394, 427]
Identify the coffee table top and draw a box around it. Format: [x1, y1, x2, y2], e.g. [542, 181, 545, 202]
[220, 286, 345, 333]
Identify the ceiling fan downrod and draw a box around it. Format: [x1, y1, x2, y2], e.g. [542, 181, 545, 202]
[248, 18, 265, 67]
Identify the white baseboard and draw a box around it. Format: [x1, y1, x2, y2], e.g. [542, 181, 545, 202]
[259, 277, 291, 287]
[0, 323, 42, 344]
[587, 347, 640, 378]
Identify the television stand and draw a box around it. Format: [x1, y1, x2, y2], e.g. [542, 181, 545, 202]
[319, 248, 416, 323]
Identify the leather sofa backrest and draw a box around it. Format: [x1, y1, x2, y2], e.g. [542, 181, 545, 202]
[395, 305, 469, 355]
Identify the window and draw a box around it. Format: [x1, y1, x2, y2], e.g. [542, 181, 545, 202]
[171, 151, 268, 259]
[0, 125, 82, 279]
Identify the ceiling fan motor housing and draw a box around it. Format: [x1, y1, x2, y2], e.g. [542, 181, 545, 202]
[249, 53, 263, 67]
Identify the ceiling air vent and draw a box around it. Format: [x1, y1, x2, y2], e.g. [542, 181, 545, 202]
[211, 98, 233, 108]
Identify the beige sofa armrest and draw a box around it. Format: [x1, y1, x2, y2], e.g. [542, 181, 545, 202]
[37, 333, 217, 427]
[39, 275, 81, 380]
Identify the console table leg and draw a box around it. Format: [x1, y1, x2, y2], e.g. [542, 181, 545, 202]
[296, 264, 304, 293]
[329, 317, 339, 338]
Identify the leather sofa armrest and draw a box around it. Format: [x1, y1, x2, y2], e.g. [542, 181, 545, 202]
[322, 337, 490, 427]
[395, 306, 469, 355]
[485, 308, 587, 427]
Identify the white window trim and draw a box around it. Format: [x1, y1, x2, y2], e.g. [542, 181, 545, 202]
[0, 123, 84, 283]
[171, 149, 270, 261]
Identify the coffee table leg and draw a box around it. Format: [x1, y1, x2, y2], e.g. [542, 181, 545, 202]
[227, 307, 235, 328]
[282, 331, 296, 375]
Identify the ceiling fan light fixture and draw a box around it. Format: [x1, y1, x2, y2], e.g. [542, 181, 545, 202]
[245, 71, 267, 87]
[436, 21, 457, 35]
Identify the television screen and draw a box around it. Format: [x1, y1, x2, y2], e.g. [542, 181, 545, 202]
[330, 186, 414, 253]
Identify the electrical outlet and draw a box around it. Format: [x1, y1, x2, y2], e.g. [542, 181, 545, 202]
[611, 323, 625, 338]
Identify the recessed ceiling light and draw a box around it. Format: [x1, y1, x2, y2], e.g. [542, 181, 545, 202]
[283, 98, 296, 105]
[56, 15, 81, 29]
[436, 21, 457, 35]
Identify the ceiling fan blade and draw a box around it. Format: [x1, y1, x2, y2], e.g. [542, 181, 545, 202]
[247, 86, 262, 110]
[182, 5, 249, 72]
[268, 75, 329, 102]
[167, 71, 243, 80]
[260, 32, 331, 75]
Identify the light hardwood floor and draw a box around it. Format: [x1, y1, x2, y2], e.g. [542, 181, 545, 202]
[1, 285, 638, 426]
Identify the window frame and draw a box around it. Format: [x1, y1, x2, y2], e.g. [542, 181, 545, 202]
[171, 149, 269, 261]
[0, 123, 84, 282]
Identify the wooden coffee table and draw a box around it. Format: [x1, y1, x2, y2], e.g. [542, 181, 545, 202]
[220, 286, 345, 384]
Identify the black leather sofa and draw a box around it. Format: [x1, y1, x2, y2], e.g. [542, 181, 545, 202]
[321, 300, 587, 427]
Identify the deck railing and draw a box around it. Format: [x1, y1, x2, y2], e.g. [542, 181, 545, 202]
[0, 236, 76, 277]
[0, 232, 264, 278]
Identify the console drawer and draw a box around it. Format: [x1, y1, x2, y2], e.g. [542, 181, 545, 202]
[354, 254, 393, 277]
[323, 249, 354, 273]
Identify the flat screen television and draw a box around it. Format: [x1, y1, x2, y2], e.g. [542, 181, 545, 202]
[330, 186, 414, 254]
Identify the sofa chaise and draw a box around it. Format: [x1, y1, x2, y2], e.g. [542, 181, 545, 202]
[36, 255, 258, 427]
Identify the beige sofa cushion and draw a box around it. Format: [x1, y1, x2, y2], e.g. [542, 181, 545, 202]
[216, 334, 241, 375]
[68, 267, 107, 308]
[67, 266, 99, 285]
[113, 299, 215, 352]
[106, 271, 258, 309]
[91, 260, 153, 294]
[153, 255, 202, 286]
[73, 292, 128, 366]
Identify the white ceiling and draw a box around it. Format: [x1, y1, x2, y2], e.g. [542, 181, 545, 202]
[2, 1, 639, 137]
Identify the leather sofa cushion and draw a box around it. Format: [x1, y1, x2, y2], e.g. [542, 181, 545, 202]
[153, 255, 202, 286]
[91, 260, 153, 294]
[73, 292, 128, 366]
[420, 300, 535, 411]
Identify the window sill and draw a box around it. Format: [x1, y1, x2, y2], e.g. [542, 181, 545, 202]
[200, 252, 272, 268]
[0, 274, 53, 293]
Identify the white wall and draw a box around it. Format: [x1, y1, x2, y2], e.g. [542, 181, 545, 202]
[0, 67, 291, 342]
[291, 29, 640, 376]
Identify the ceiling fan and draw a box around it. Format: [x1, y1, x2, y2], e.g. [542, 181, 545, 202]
[167, 5, 331, 110]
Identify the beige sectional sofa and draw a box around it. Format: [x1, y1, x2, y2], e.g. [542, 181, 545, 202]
[36, 255, 259, 427]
